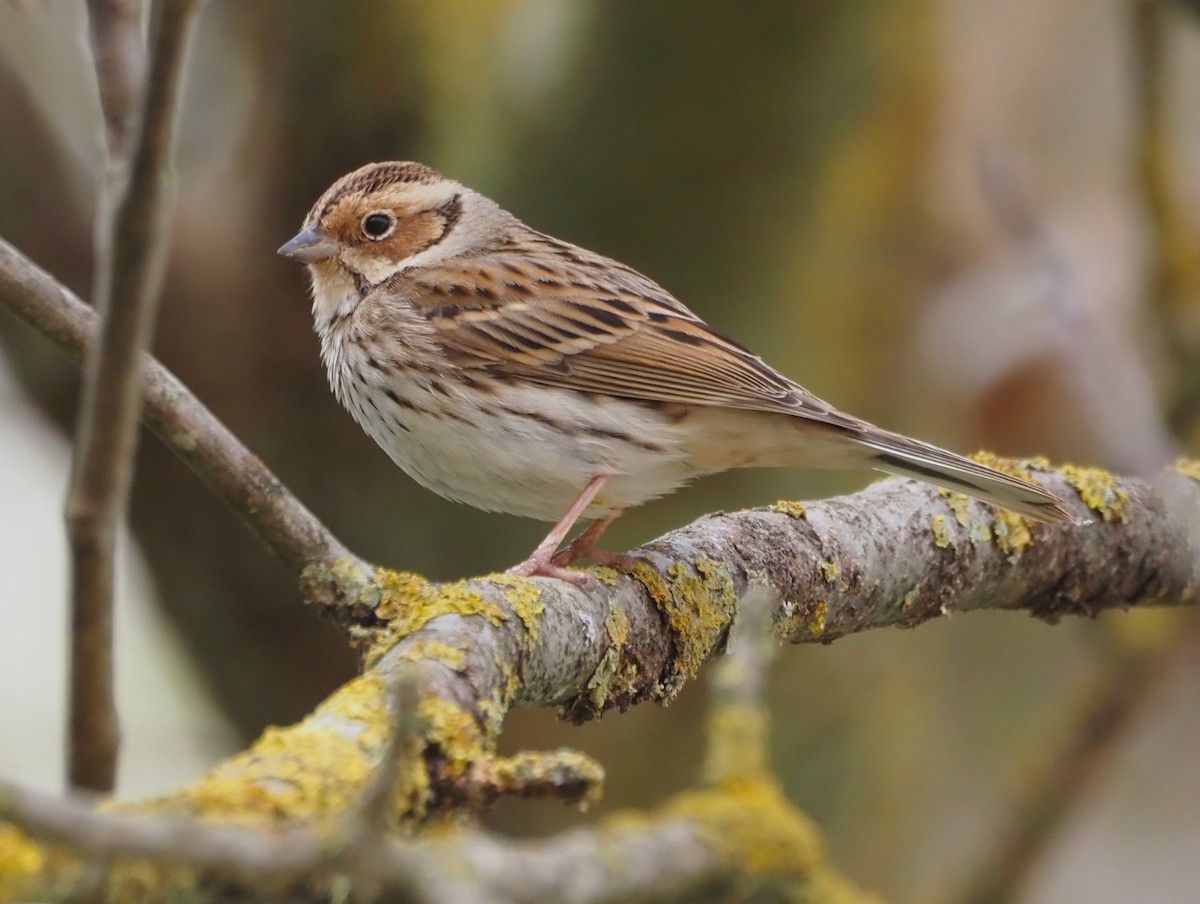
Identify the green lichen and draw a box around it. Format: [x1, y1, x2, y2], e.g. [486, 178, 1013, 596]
[901, 586, 919, 609]
[1061, 463, 1130, 523]
[770, 500, 808, 519]
[931, 513, 954, 549]
[300, 556, 380, 608]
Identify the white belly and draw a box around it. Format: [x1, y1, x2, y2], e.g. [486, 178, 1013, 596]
[329, 344, 699, 521]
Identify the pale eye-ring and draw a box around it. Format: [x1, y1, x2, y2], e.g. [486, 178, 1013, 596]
[361, 211, 395, 240]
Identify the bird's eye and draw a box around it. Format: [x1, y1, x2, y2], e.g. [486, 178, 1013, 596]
[362, 212, 395, 240]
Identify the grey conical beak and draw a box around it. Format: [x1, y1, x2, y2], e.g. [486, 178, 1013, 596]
[277, 226, 340, 263]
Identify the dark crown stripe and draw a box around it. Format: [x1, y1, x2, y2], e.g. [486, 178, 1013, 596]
[315, 161, 445, 222]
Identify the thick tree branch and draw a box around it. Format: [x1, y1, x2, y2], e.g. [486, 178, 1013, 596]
[0, 238, 367, 594]
[0, 592, 876, 904]
[0, 460, 1192, 900]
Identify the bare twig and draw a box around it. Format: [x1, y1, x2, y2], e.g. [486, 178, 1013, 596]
[66, 0, 206, 792]
[0, 238, 367, 594]
[86, 0, 147, 162]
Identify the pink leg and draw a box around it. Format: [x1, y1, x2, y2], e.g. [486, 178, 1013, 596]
[550, 515, 636, 571]
[508, 475, 611, 585]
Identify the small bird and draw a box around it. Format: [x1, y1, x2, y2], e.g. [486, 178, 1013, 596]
[279, 161, 1072, 584]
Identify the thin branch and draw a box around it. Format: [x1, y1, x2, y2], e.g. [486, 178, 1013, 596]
[0, 239, 367, 596]
[86, 0, 147, 162]
[66, 0, 206, 792]
[701, 584, 776, 784]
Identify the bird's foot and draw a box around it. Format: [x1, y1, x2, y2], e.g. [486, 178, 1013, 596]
[551, 540, 640, 573]
[507, 552, 597, 588]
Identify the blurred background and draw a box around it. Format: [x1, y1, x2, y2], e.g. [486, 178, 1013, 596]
[1, 1, 1199, 901]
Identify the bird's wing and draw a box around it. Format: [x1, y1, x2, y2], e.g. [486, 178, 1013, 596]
[396, 238, 856, 426]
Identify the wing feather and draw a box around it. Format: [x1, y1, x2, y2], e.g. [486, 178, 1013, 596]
[396, 239, 853, 424]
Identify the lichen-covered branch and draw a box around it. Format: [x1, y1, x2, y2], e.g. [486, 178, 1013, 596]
[1, 456, 1194, 901]
[0, 590, 879, 904]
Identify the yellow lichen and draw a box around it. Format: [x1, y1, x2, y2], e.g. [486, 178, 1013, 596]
[807, 600, 828, 636]
[0, 825, 46, 901]
[393, 637, 467, 672]
[818, 560, 839, 584]
[931, 513, 954, 549]
[155, 669, 497, 833]
[965, 452, 1052, 556]
[585, 650, 620, 710]
[991, 511, 1032, 559]
[176, 673, 391, 826]
[1174, 457, 1200, 483]
[938, 488, 972, 525]
[631, 559, 737, 696]
[1061, 463, 1130, 523]
[487, 574, 546, 644]
[901, 586, 919, 609]
[668, 778, 823, 880]
[416, 695, 491, 782]
[769, 500, 808, 519]
[773, 600, 804, 640]
[582, 605, 637, 710]
[630, 560, 671, 607]
[589, 566, 620, 586]
[704, 704, 770, 783]
[363, 570, 507, 667]
[488, 749, 606, 810]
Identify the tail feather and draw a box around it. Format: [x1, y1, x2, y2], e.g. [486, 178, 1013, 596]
[859, 433, 1075, 524]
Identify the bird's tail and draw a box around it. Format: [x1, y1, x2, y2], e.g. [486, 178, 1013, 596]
[854, 430, 1075, 524]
